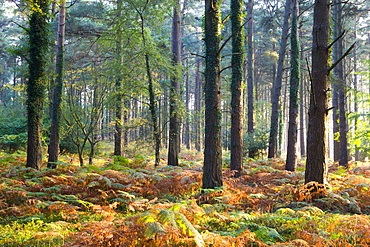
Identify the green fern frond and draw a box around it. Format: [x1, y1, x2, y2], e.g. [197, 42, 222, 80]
[99, 176, 112, 187]
[173, 211, 205, 247]
[139, 212, 157, 224]
[145, 222, 167, 238]
[158, 209, 178, 228]
[254, 226, 285, 244]
[110, 182, 126, 189]
[87, 181, 100, 188]
[117, 190, 136, 199]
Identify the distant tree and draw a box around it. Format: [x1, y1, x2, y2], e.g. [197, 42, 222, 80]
[286, 0, 300, 171]
[230, 0, 244, 177]
[168, 0, 181, 166]
[48, 0, 66, 168]
[130, 0, 162, 166]
[26, 0, 49, 169]
[203, 0, 223, 189]
[332, 0, 348, 167]
[305, 0, 330, 184]
[114, 0, 124, 157]
[246, 0, 256, 158]
[267, 0, 291, 158]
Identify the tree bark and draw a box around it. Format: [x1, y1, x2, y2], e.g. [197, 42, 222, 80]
[305, 0, 330, 184]
[203, 0, 222, 189]
[246, 0, 256, 158]
[268, 0, 292, 158]
[230, 0, 244, 177]
[333, 0, 348, 167]
[168, 0, 181, 166]
[27, 0, 49, 169]
[194, 59, 202, 152]
[299, 36, 306, 158]
[48, 0, 66, 168]
[286, 0, 300, 171]
[114, 0, 124, 157]
[353, 17, 359, 161]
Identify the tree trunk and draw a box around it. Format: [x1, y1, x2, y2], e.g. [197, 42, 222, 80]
[230, 0, 244, 177]
[168, 0, 181, 166]
[114, 0, 124, 157]
[353, 17, 359, 161]
[48, 0, 66, 168]
[203, 0, 222, 189]
[246, 0, 256, 158]
[332, 0, 348, 167]
[136, 8, 161, 167]
[194, 59, 202, 152]
[268, 0, 292, 158]
[27, 0, 49, 169]
[286, 0, 300, 171]
[299, 38, 306, 158]
[331, 0, 340, 162]
[305, 0, 330, 184]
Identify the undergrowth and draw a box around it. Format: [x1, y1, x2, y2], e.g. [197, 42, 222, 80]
[0, 151, 369, 246]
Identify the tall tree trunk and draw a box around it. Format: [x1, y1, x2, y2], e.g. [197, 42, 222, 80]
[299, 38, 306, 158]
[135, 6, 161, 167]
[48, 0, 66, 168]
[246, 0, 256, 158]
[331, 0, 340, 161]
[168, 0, 181, 166]
[27, 0, 49, 169]
[268, 0, 292, 158]
[230, 0, 244, 177]
[333, 0, 348, 167]
[194, 59, 202, 152]
[114, 0, 124, 157]
[146, 53, 161, 167]
[184, 59, 190, 150]
[286, 0, 300, 171]
[203, 0, 222, 189]
[353, 17, 359, 161]
[305, 0, 330, 184]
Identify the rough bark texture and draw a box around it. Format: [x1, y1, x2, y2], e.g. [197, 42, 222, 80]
[305, 0, 330, 184]
[286, 0, 300, 171]
[194, 60, 202, 152]
[353, 19, 359, 161]
[299, 39, 306, 158]
[268, 0, 292, 158]
[246, 0, 256, 158]
[203, 0, 222, 189]
[331, 0, 340, 161]
[114, 0, 124, 157]
[135, 6, 161, 167]
[168, 1, 181, 166]
[27, 0, 49, 169]
[230, 0, 244, 177]
[48, 0, 66, 168]
[333, 0, 348, 167]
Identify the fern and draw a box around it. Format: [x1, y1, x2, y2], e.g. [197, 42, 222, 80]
[99, 176, 112, 187]
[144, 222, 167, 238]
[254, 225, 285, 244]
[158, 209, 178, 228]
[110, 182, 126, 189]
[116, 190, 136, 199]
[87, 181, 100, 188]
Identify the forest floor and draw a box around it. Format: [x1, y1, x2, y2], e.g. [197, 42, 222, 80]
[0, 150, 370, 246]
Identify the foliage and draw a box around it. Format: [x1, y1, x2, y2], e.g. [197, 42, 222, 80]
[0, 153, 370, 246]
[243, 128, 270, 158]
[0, 117, 27, 152]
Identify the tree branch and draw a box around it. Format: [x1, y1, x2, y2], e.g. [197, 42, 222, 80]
[327, 30, 345, 51]
[328, 42, 356, 73]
